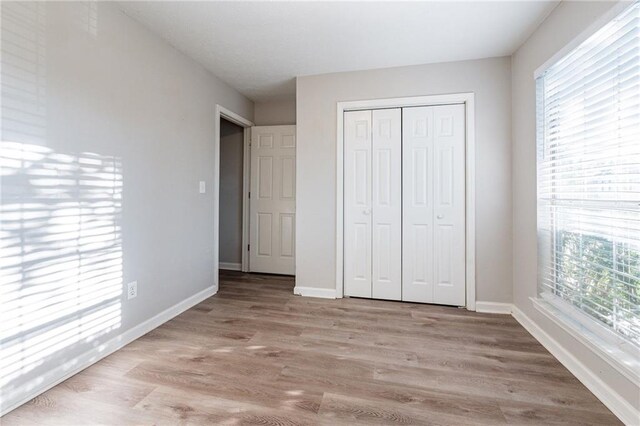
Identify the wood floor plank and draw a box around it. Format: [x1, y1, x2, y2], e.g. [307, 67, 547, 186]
[2, 386, 157, 425]
[249, 331, 421, 367]
[133, 385, 320, 425]
[317, 392, 504, 425]
[126, 360, 323, 416]
[373, 364, 606, 412]
[278, 366, 508, 423]
[55, 370, 155, 409]
[497, 400, 623, 426]
[1, 270, 622, 425]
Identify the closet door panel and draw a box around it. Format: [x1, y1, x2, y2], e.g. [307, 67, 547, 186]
[344, 110, 373, 298]
[372, 108, 402, 300]
[433, 104, 466, 306]
[402, 106, 435, 303]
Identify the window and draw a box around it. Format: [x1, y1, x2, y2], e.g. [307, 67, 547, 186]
[536, 2, 640, 347]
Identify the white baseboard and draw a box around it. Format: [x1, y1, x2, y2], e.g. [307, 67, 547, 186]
[219, 262, 242, 271]
[475, 301, 513, 314]
[1, 285, 218, 416]
[293, 286, 336, 299]
[511, 306, 639, 425]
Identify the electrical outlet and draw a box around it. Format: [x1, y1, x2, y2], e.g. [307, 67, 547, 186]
[199, 181, 206, 194]
[127, 281, 137, 300]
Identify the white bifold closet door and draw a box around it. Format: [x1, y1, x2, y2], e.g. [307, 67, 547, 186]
[344, 104, 465, 306]
[344, 109, 402, 300]
[402, 104, 465, 306]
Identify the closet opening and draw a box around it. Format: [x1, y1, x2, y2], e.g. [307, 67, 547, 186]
[335, 94, 476, 310]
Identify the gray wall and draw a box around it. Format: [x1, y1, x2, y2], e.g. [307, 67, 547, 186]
[0, 1, 253, 411]
[254, 99, 296, 125]
[511, 0, 639, 412]
[296, 57, 513, 303]
[219, 119, 244, 265]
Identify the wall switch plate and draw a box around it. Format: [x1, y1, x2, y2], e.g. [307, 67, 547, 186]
[199, 181, 206, 193]
[127, 281, 137, 300]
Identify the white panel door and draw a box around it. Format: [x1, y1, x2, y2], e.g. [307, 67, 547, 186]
[372, 109, 402, 300]
[402, 104, 465, 306]
[402, 106, 435, 303]
[432, 104, 465, 305]
[344, 111, 373, 297]
[250, 125, 296, 275]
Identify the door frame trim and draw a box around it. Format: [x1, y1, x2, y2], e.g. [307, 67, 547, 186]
[335, 93, 476, 310]
[215, 105, 254, 279]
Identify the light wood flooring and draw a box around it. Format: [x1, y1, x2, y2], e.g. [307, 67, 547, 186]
[3, 271, 620, 425]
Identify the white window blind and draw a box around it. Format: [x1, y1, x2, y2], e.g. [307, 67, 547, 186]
[536, 2, 640, 346]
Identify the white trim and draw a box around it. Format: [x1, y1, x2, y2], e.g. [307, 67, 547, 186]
[293, 286, 337, 299]
[217, 105, 254, 128]
[336, 107, 345, 298]
[335, 93, 476, 310]
[464, 95, 476, 311]
[241, 127, 251, 272]
[532, 297, 640, 387]
[0, 285, 217, 416]
[475, 302, 513, 314]
[533, 1, 632, 79]
[215, 105, 254, 277]
[219, 262, 242, 271]
[512, 305, 639, 425]
[336, 94, 469, 111]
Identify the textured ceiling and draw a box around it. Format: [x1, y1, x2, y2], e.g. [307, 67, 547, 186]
[117, 1, 558, 102]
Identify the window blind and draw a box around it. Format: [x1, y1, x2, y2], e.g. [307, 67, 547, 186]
[536, 2, 640, 346]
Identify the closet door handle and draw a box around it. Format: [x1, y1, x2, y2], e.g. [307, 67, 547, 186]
[437, 214, 444, 219]
[363, 208, 372, 216]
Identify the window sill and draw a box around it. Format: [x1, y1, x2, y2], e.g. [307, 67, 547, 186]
[531, 296, 640, 387]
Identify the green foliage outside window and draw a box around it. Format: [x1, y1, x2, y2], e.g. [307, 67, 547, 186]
[554, 230, 640, 345]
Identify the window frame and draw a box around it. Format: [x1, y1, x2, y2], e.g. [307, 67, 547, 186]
[533, 0, 640, 385]
[531, 296, 640, 385]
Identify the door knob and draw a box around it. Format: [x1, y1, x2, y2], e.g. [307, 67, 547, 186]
[437, 214, 444, 219]
[363, 208, 372, 215]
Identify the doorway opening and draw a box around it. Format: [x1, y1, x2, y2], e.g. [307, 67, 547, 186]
[214, 105, 297, 293]
[214, 105, 252, 283]
[219, 117, 247, 272]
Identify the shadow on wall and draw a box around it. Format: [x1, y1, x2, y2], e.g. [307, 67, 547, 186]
[1, 2, 123, 407]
